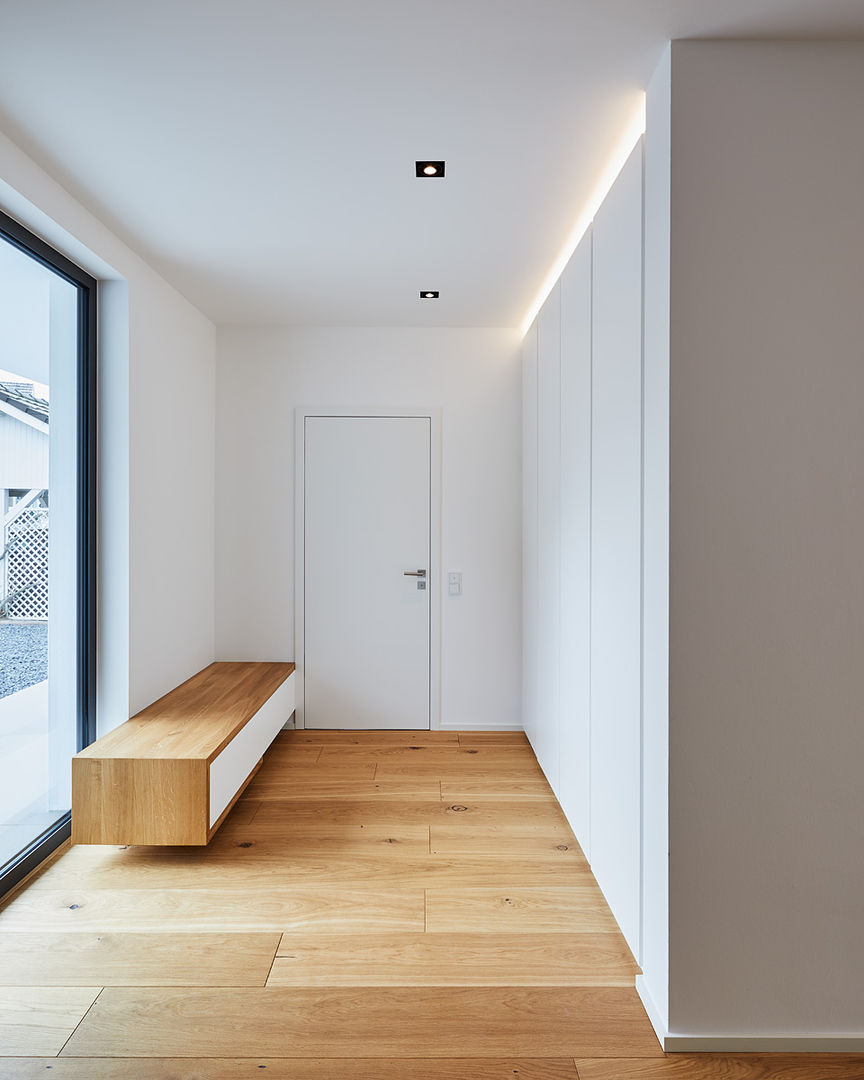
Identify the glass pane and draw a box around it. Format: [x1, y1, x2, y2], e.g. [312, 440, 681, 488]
[0, 235, 80, 869]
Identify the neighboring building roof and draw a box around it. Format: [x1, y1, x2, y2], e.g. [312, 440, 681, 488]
[0, 382, 49, 426]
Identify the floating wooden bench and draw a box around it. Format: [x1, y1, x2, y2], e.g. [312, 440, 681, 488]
[71, 661, 295, 846]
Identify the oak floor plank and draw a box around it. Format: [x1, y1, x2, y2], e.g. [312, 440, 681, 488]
[273, 730, 460, 745]
[243, 777, 442, 800]
[253, 762, 378, 778]
[25, 850, 590, 891]
[245, 799, 572, 828]
[0, 1059, 578, 1079]
[0, 888, 425, 933]
[441, 781, 556, 801]
[268, 932, 638, 986]
[426, 887, 619, 933]
[60, 986, 663, 1058]
[209, 822, 431, 856]
[458, 731, 531, 745]
[430, 824, 580, 858]
[314, 746, 537, 765]
[0, 932, 280, 986]
[0, 986, 100, 1056]
[222, 799, 262, 826]
[376, 765, 545, 781]
[575, 1057, 864, 1079]
[254, 746, 322, 766]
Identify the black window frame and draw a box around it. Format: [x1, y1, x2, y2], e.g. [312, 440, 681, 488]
[0, 208, 97, 899]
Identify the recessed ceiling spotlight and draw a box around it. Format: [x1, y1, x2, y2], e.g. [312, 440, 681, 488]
[416, 161, 445, 177]
[420, 291, 439, 299]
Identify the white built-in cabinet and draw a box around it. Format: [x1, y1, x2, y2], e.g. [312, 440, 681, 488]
[534, 283, 562, 789]
[522, 138, 644, 961]
[557, 232, 592, 858]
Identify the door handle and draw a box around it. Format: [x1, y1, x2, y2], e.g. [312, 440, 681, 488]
[403, 569, 427, 577]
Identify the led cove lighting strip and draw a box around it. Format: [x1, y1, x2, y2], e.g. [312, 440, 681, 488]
[519, 95, 647, 336]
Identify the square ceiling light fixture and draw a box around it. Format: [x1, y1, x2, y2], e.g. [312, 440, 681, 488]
[420, 290, 439, 299]
[415, 161, 445, 177]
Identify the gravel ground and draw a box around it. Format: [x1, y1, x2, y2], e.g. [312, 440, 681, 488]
[0, 622, 48, 700]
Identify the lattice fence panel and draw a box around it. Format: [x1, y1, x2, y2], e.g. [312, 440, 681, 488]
[3, 507, 49, 619]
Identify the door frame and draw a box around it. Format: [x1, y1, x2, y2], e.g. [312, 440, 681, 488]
[294, 407, 442, 731]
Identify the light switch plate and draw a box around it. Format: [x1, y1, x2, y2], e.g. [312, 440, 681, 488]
[448, 571, 462, 596]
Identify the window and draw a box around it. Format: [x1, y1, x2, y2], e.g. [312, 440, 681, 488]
[0, 209, 96, 897]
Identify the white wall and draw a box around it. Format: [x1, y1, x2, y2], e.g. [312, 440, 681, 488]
[0, 127, 216, 732]
[664, 40, 864, 1042]
[639, 43, 671, 1035]
[215, 325, 522, 730]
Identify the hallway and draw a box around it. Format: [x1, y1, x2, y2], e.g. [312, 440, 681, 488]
[0, 730, 861, 1076]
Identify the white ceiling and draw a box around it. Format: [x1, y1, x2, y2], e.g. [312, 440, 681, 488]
[0, 0, 862, 327]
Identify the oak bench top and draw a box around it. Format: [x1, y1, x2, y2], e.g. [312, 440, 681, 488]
[76, 661, 295, 764]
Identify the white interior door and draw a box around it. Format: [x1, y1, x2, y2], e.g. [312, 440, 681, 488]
[303, 415, 431, 729]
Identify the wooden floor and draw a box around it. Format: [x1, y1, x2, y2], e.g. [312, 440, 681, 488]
[0, 729, 861, 1078]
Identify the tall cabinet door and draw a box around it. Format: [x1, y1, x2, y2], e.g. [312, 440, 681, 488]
[558, 230, 593, 858]
[534, 283, 562, 789]
[590, 140, 644, 958]
[521, 322, 539, 752]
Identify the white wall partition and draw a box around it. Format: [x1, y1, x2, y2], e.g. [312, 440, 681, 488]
[525, 40, 864, 1052]
[661, 41, 864, 1048]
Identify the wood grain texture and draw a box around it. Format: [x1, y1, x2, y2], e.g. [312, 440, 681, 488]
[275, 730, 460, 745]
[575, 1058, 864, 1079]
[0, 987, 100, 1055]
[222, 799, 262, 825]
[0, 888, 425, 933]
[441, 781, 556, 801]
[208, 822, 431, 856]
[60, 986, 663, 1058]
[457, 732, 531, 744]
[376, 765, 545, 781]
[246, 799, 572, 827]
[268, 932, 638, 986]
[314, 746, 535, 765]
[243, 776, 418, 800]
[426, 887, 619, 933]
[72, 756, 207, 845]
[0, 1060, 579, 1080]
[255, 760, 378, 776]
[75, 662, 295, 762]
[0, 932, 280, 985]
[24, 850, 590, 891]
[3, 730, 666, 1072]
[430, 824, 581, 858]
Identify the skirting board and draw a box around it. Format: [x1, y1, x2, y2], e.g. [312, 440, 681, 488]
[635, 975, 666, 1050]
[637, 975, 864, 1053]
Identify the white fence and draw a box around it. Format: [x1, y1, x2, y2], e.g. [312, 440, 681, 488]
[1, 504, 49, 619]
